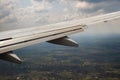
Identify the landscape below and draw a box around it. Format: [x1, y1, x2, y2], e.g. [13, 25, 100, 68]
[0, 34, 120, 80]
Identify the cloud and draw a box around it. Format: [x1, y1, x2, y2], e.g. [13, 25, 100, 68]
[75, 1, 94, 9]
[32, 0, 53, 12]
[0, 0, 120, 33]
[0, 0, 18, 24]
[0, 9, 10, 19]
[13, 0, 53, 27]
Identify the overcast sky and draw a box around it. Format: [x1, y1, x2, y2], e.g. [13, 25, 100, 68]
[0, 0, 120, 35]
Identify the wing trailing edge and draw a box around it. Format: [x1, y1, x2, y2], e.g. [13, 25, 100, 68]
[48, 36, 79, 47]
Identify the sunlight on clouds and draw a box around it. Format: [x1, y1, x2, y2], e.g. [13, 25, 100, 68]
[75, 1, 94, 9]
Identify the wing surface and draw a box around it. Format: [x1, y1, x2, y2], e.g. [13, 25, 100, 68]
[0, 11, 120, 63]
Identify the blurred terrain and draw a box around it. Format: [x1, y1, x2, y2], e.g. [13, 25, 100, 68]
[0, 34, 120, 80]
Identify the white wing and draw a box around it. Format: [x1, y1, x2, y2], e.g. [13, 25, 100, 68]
[0, 11, 120, 63]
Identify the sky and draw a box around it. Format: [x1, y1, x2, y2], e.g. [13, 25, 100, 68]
[0, 0, 120, 35]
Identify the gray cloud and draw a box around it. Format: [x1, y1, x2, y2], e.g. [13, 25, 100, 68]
[0, 9, 10, 19]
[4, 17, 17, 23]
[0, 0, 18, 24]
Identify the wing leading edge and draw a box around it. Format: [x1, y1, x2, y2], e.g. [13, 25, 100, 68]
[0, 11, 120, 63]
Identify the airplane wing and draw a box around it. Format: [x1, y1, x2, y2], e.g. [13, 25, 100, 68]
[0, 11, 120, 63]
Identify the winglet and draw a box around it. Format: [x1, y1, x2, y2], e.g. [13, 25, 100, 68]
[0, 51, 22, 64]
